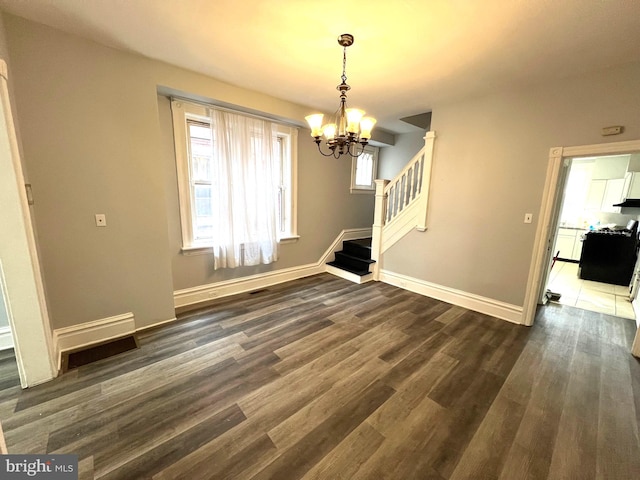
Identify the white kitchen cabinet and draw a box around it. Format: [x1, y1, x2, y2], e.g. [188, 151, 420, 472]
[592, 156, 629, 179]
[555, 228, 585, 261]
[585, 179, 606, 210]
[602, 178, 626, 212]
[585, 177, 627, 212]
[626, 172, 640, 198]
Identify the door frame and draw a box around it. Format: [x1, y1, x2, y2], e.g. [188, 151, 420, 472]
[522, 139, 640, 353]
[0, 59, 57, 386]
[536, 156, 572, 305]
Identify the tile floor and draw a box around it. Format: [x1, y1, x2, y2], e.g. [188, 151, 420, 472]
[547, 260, 636, 319]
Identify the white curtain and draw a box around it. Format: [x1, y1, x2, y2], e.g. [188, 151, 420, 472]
[210, 108, 279, 269]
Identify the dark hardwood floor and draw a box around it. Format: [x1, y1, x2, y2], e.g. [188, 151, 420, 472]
[0, 273, 639, 479]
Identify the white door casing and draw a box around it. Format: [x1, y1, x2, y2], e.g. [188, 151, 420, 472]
[0, 59, 57, 387]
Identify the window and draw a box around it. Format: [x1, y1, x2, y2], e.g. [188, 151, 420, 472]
[350, 145, 379, 193]
[171, 99, 298, 252]
[187, 119, 214, 242]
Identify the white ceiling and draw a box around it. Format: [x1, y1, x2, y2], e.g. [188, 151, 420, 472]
[1, 0, 639, 133]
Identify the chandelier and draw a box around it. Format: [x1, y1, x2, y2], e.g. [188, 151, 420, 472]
[305, 34, 376, 159]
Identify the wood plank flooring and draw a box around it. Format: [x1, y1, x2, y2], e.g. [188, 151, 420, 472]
[0, 273, 639, 479]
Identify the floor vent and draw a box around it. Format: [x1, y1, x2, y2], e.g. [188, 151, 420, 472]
[62, 335, 138, 372]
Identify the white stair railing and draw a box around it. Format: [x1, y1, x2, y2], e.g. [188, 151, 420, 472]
[385, 145, 426, 225]
[371, 131, 436, 279]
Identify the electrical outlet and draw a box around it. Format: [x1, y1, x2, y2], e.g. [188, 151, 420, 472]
[95, 214, 107, 227]
[524, 213, 533, 224]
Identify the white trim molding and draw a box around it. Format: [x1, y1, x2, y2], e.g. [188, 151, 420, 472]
[0, 60, 57, 388]
[0, 326, 13, 351]
[173, 263, 322, 308]
[136, 316, 179, 333]
[53, 312, 136, 369]
[380, 270, 524, 325]
[174, 227, 372, 308]
[319, 227, 372, 265]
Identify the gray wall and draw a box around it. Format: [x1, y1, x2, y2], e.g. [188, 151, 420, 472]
[157, 96, 374, 290]
[4, 14, 374, 329]
[378, 130, 426, 180]
[383, 61, 640, 307]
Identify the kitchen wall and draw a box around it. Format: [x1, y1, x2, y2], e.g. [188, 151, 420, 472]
[596, 212, 640, 227]
[559, 155, 635, 229]
[4, 13, 375, 329]
[382, 61, 640, 307]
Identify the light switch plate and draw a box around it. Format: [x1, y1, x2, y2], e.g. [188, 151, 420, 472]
[95, 214, 107, 227]
[524, 213, 533, 224]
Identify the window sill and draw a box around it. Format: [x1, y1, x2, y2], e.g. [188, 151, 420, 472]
[181, 245, 213, 256]
[181, 236, 299, 254]
[350, 188, 375, 195]
[279, 235, 300, 245]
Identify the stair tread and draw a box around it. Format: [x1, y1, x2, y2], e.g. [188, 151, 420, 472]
[344, 238, 372, 248]
[335, 251, 376, 264]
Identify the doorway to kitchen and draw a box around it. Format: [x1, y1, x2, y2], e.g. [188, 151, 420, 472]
[545, 153, 640, 319]
[523, 139, 640, 356]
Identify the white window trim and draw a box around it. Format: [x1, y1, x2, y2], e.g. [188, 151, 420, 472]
[171, 99, 299, 252]
[350, 145, 379, 194]
[275, 125, 299, 242]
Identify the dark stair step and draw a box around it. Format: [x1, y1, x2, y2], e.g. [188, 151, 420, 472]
[342, 238, 372, 260]
[326, 261, 372, 277]
[333, 251, 375, 272]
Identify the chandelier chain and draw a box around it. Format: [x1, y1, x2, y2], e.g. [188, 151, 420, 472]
[341, 46, 347, 85]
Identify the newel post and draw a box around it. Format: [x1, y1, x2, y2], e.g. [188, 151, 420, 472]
[371, 179, 389, 281]
[416, 131, 436, 232]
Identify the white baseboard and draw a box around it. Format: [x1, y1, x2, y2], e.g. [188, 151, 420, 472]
[325, 264, 374, 284]
[174, 263, 323, 308]
[52, 313, 184, 370]
[136, 316, 179, 332]
[379, 270, 524, 325]
[174, 227, 373, 308]
[0, 326, 13, 351]
[53, 312, 136, 363]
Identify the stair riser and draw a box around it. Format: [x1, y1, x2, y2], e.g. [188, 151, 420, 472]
[333, 252, 373, 273]
[342, 242, 371, 260]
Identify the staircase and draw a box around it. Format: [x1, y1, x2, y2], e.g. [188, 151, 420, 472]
[370, 131, 436, 279]
[326, 238, 375, 284]
[325, 132, 436, 284]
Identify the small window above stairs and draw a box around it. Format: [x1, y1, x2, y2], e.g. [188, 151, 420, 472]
[326, 238, 375, 284]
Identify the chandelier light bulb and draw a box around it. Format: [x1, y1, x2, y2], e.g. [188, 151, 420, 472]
[346, 108, 365, 134]
[305, 114, 324, 137]
[359, 117, 377, 141]
[322, 123, 337, 140]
